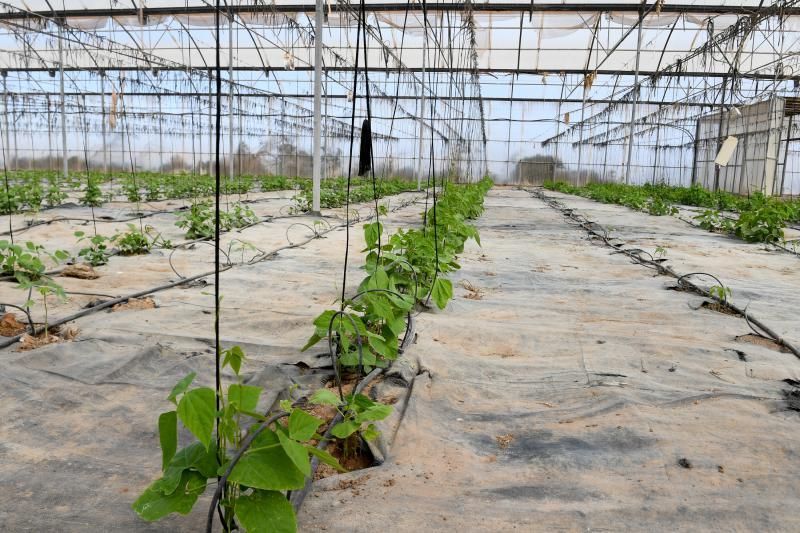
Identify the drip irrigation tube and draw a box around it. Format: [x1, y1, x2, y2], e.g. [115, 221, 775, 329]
[0, 193, 426, 350]
[529, 188, 800, 359]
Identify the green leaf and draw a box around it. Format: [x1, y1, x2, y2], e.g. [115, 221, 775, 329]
[368, 334, 397, 361]
[132, 470, 207, 521]
[235, 490, 296, 533]
[167, 372, 196, 404]
[177, 387, 216, 451]
[368, 267, 390, 290]
[277, 430, 311, 476]
[364, 292, 394, 321]
[158, 411, 178, 472]
[306, 445, 347, 473]
[288, 409, 323, 441]
[363, 222, 382, 250]
[361, 423, 380, 442]
[309, 388, 340, 407]
[228, 384, 261, 413]
[222, 345, 245, 375]
[330, 419, 360, 439]
[430, 277, 453, 310]
[172, 442, 218, 477]
[228, 429, 306, 490]
[300, 333, 322, 352]
[355, 404, 392, 424]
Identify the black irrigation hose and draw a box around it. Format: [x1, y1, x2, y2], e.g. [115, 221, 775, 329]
[284, 221, 330, 245]
[673, 210, 800, 261]
[529, 188, 800, 360]
[0, 212, 172, 238]
[0, 302, 34, 334]
[168, 241, 232, 280]
[0, 193, 426, 350]
[0, 264, 231, 350]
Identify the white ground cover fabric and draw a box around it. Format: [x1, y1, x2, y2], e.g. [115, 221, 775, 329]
[1, 186, 799, 531]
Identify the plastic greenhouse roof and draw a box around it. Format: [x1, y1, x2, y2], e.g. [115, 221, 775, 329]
[0, 1, 798, 76]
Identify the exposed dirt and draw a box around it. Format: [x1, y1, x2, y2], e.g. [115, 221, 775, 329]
[700, 301, 739, 316]
[17, 326, 78, 351]
[736, 333, 791, 354]
[460, 279, 485, 300]
[61, 263, 100, 280]
[111, 297, 157, 312]
[0, 312, 27, 336]
[315, 439, 374, 481]
[495, 434, 514, 449]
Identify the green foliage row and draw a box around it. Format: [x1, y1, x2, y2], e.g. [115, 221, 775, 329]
[291, 177, 420, 211]
[302, 177, 493, 370]
[175, 201, 259, 239]
[544, 180, 800, 244]
[0, 168, 416, 212]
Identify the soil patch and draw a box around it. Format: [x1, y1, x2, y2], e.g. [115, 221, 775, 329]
[61, 263, 100, 280]
[736, 333, 791, 354]
[111, 297, 157, 312]
[700, 301, 739, 316]
[0, 312, 27, 336]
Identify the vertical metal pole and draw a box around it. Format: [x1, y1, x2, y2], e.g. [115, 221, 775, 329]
[11, 96, 18, 170]
[2, 75, 10, 169]
[416, 31, 427, 191]
[624, 2, 645, 184]
[778, 114, 793, 196]
[690, 118, 701, 186]
[323, 78, 329, 179]
[58, 24, 68, 180]
[47, 95, 53, 170]
[576, 88, 588, 185]
[158, 95, 164, 171]
[208, 70, 214, 175]
[28, 97, 34, 170]
[237, 94, 243, 175]
[311, 0, 324, 212]
[100, 74, 108, 175]
[228, 12, 235, 181]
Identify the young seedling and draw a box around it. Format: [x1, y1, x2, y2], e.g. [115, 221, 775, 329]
[708, 284, 732, 304]
[75, 231, 112, 266]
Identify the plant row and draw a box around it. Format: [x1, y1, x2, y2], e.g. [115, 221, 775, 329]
[543, 180, 800, 244]
[129, 179, 493, 531]
[302, 177, 493, 370]
[0, 169, 421, 213]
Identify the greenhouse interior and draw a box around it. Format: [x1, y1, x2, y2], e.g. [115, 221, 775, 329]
[0, 0, 798, 531]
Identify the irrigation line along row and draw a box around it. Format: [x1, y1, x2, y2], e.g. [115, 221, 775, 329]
[0, 192, 425, 350]
[528, 188, 800, 359]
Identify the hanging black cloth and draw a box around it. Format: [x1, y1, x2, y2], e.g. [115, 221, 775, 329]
[357, 118, 372, 176]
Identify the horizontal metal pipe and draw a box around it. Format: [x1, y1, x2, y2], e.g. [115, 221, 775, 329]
[0, 3, 797, 19]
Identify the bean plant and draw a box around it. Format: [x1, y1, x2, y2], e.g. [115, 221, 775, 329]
[544, 180, 800, 245]
[176, 201, 259, 239]
[133, 348, 391, 532]
[303, 177, 493, 370]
